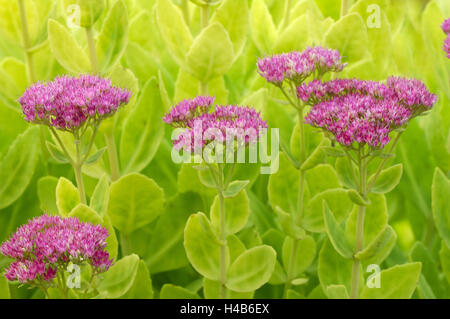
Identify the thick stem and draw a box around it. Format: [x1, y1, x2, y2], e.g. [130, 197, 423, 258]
[18, 0, 36, 82]
[201, 5, 209, 29]
[350, 148, 367, 299]
[284, 109, 306, 297]
[217, 164, 227, 299]
[105, 133, 120, 181]
[340, 0, 349, 18]
[180, 0, 190, 26]
[74, 140, 87, 204]
[200, 81, 209, 96]
[120, 233, 131, 257]
[283, 239, 298, 298]
[85, 27, 99, 74]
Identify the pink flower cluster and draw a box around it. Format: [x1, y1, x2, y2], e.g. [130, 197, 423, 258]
[301, 77, 437, 148]
[164, 97, 267, 152]
[257, 47, 346, 85]
[442, 18, 450, 58]
[305, 94, 411, 148]
[1, 214, 112, 285]
[298, 77, 437, 117]
[163, 96, 215, 127]
[19, 75, 132, 132]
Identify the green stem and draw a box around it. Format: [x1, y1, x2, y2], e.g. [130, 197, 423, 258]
[340, 0, 349, 18]
[283, 108, 306, 298]
[283, 239, 298, 298]
[367, 131, 403, 192]
[200, 81, 209, 96]
[105, 133, 120, 181]
[18, 0, 49, 172]
[201, 4, 209, 29]
[120, 233, 131, 257]
[281, 0, 292, 29]
[217, 164, 227, 299]
[85, 27, 99, 74]
[181, 0, 190, 26]
[74, 139, 87, 204]
[350, 147, 367, 299]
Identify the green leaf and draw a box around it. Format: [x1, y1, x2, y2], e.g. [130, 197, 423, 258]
[211, 0, 248, 59]
[325, 13, 369, 63]
[211, 190, 250, 236]
[281, 236, 316, 278]
[97, 0, 128, 73]
[37, 176, 58, 215]
[107, 173, 164, 234]
[250, 0, 277, 54]
[345, 193, 388, 248]
[48, 19, 90, 73]
[160, 284, 200, 299]
[198, 167, 217, 189]
[184, 212, 228, 281]
[145, 192, 203, 274]
[300, 140, 329, 171]
[185, 23, 234, 83]
[268, 153, 299, 215]
[0, 276, 10, 299]
[323, 203, 353, 259]
[305, 164, 340, 195]
[203, 278, 254, 299]
[326, 285, 349, 299]
[268, 260, 287, 285]
[69, 203, 118, 260]
[97, 254, 140, 298]
[440, 242, 450, 285]
[89, 174, 109, 218]
[355, 225, 397, 265]
[347, 189, 371, 206]
[273, 14, 309, 53]
[224, 180, 249, 198]
[432, 168, 450, 247]
[85, 147, 106, 165]
[304, 188, 353, 233]
[318, 239, 353, 294]
[275, 206, 305, 240]
[368, 164, 403, 194]
[336, 157, 357, 189]
[56, 177, 80, 217]
[46, 141, 70, 163]
[0, 126, 39, 210]
[360, 263, 421, 299]
[409, 241, 444, 298]
[321, 146, 346, 157]
[226, 245, 276, 292]
[155, 0, 193, 66]
[120, 78, 164, 174]
[121, 260, 153, 299]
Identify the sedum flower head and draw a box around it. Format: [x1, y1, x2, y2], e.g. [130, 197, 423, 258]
[302, 77, 437, 149]
[163, 96, 215, 127]
[257, 47, 346, 85]
[298, 77, 437, 118]
[19, 75, 132, 132]
[305, 94, 411, 148]
[1, 214, 112, 285]
[164, 96, 267, 152]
